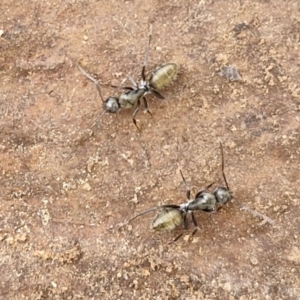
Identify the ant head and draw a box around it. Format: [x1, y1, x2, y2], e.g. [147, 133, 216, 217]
[214, 187, 232, 205]
[103, 97, 121, 114]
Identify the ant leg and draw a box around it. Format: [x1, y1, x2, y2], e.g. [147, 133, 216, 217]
[162, 204, 181, 209]
[216, 204, 225, 212]
[205, 182, 215, 189]
[117, 206, 159, 231]
[184, 214, 188, 229]
[110, 84, 134, 91]
[180, 170, 191, 200]
[127, 207, 158, 224]
[141, 66, 146, 81]
[194, 182, 215, 199]
[76, 63, 105, 103]
[169, 233, 183, 244]
[143, 97, 152, 116]
[191, 212, 200, 236]
[132, 99, 141, 130]
[151, 89, 165, 100]
[141, 28, 152, 81]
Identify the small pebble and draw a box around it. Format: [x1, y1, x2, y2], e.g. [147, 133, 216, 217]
[250, 257, 258, 265]
[82, 183, 91, 191]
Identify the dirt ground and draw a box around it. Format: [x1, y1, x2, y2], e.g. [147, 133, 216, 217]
[1, 0, 300, 299]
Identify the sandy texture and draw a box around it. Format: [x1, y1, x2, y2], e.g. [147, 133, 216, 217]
[1, 0, 300, 299]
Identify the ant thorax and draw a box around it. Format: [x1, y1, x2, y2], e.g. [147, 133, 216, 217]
[188, 192, 217, 212]
[119, 88, 146, 108]
[104, 97, 120, 113]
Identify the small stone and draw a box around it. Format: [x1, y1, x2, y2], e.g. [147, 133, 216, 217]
[287, 246, 300, 263]
[87, 159, 95, 173]
[142, 269, 150, 277]
[129, 193, 138, 204]
[133, 279, 139, 289]
[180, 275, 189, 283]
[230, 125, 237, 132]
[82, 183, 91, 191]
[183, 235, 190, 241]
[223, 282, 232, 292]
[250, 257, 258, 265]
[215, 53, 228, 64]
[192, 237, 199, 243]
[219, 65, 242, 81]
[15, 233, 27, 242]
[83, 35, 88, 41]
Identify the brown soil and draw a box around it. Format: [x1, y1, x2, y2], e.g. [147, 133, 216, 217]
[1, 0, 300, 299]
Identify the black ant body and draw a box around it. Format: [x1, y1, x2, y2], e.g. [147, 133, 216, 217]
[77, 29, 177, 130]
[126, 142, 273, 243]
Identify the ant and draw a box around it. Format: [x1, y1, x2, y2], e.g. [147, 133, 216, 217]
[125, 142, 274, 243]
[77, 28, 177, 130]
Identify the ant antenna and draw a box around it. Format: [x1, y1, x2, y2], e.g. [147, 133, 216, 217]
[94, 82, 105, 103]
[220, 142, 230, 190]
[77, 63, 105, 103]
[180, 170, 191, 200]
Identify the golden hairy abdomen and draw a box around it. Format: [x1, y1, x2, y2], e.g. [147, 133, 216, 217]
[152, 208, 183, 232]
[150, 63, 178, 90]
